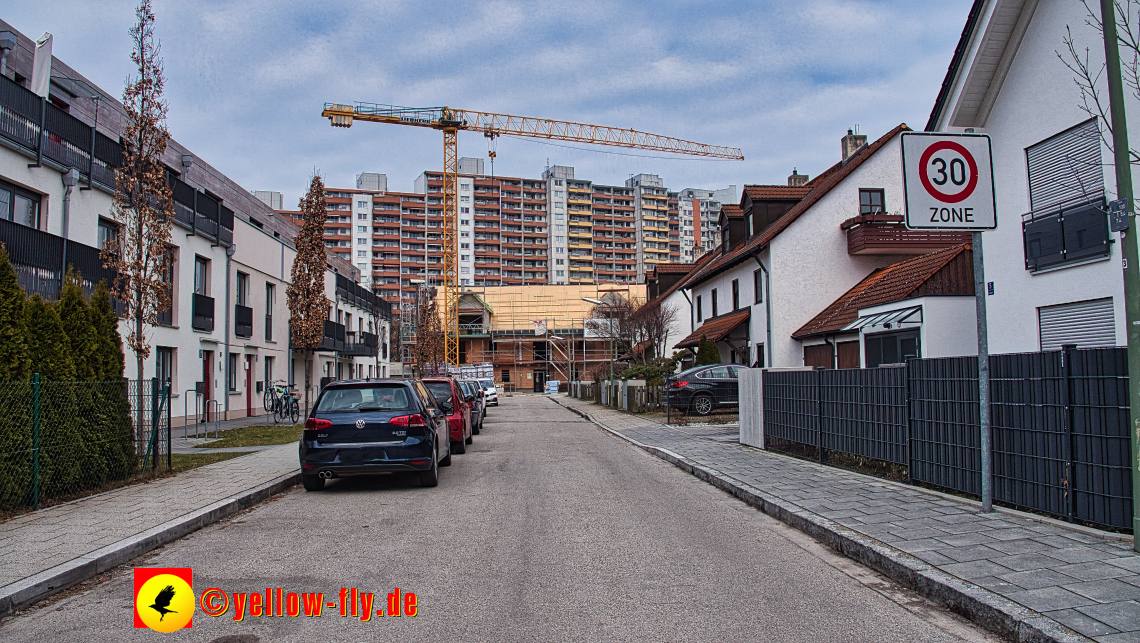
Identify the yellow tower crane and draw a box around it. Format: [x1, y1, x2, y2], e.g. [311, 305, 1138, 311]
[322, 102, 744, 369]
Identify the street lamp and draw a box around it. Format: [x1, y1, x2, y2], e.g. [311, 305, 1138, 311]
[582, 297, 615, 390]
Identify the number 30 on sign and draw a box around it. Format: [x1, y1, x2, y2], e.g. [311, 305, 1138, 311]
[901, 132, 997, 231]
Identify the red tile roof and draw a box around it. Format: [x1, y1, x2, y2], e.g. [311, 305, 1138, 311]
[675, 309, 750, 349]
[682, 124, 911, 290]
[652, 262, 699, 275]
[792, 244, 972, 339]
[721, 204, 744, 218]
[743, 185, 812, 201]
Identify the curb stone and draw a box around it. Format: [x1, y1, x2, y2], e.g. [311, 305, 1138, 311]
[551, 398, 1091, 643]
[0, 471, 301, 618]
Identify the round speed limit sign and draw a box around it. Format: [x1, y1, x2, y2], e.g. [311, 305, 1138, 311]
[902, 133, 996, 230]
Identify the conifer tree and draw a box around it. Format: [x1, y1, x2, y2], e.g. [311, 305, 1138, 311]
[287, 174, 331, 412]
[695, 335, 721, 366]
[91, 281, 126, 380]
[58, 269, 99, 381]
[0, 244, 29, 382]
[91, 282, 135, 480]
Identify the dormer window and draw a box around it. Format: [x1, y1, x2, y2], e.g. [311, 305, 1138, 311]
[860, 189, 885, 215]
[722, 227, 731, 251]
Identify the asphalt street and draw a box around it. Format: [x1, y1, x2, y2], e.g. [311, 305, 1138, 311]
[0, 394, 998, 642]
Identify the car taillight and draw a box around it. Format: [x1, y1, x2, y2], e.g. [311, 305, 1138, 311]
[668, 380, 688, 388]
[391, 414, 427, 426]
[305, 418, 332, 429]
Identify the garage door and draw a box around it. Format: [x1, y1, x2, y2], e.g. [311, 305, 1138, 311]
[1038, 298, 1116, 350]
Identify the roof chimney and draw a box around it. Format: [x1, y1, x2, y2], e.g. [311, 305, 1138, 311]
[787, 168, 809, 187]
[841, 127, 868, 162]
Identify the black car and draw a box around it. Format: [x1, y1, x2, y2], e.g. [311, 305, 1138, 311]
[300, 379, 451, 490]
[665, 364, 741, 416]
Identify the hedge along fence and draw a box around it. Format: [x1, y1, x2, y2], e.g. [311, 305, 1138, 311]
[0, 377, 170, 511]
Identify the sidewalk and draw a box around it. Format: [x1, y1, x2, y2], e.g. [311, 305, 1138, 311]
[0, 443, 300, 617]
[552, 396, 1140, 643]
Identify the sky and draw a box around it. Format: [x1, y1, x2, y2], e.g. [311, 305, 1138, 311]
[5, 0, 973, 207]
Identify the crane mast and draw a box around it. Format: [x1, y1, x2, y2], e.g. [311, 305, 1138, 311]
[323, 102, 743, 373]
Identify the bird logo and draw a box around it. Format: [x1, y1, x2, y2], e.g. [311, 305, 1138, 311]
[134, 568, 194, 632]
[150, 585, 178, 621]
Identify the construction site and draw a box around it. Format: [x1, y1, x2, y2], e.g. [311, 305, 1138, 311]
[397, 284, 646, 391]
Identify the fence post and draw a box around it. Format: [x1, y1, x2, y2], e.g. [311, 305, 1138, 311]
[1061, 345, 1077, 522]
[150, 377, 159, 472]
[31, 373, 41, 510]
[816, 368, 825, 464]
[165, 383, 172, 472]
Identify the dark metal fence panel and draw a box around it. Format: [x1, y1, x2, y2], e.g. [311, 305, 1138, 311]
[990, 351, 1068, 521]
[907, 356, 981, 496]
[1068, 348, 1131, 529]
[763, 370, 818, 447]
[821, 366, 908, 465]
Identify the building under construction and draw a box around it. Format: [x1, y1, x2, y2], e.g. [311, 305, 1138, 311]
[411, 284, 646, 391]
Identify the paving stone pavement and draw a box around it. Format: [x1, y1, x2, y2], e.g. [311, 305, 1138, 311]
[555, 396, 1140, 642]
[0, 444, 299, 591]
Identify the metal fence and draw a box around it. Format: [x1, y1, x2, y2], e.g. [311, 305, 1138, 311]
[763, 347, 1132, 530]
[0, 377, 170, 512]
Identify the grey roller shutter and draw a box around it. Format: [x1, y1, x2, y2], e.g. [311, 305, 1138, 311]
[1027, 120, 1103, 211]
[1038, 298, 1116, 350]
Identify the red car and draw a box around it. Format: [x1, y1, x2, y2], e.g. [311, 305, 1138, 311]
[422, 377, 473, 454]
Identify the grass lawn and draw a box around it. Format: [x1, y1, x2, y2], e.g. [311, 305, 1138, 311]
[170, 451, 248, 472]
[194, 423, 303, 449]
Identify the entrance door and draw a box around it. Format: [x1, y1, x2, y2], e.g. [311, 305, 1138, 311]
[533, 370, 546, 393]
[245, 355, 254, 417]
[201, 350, 214, 422]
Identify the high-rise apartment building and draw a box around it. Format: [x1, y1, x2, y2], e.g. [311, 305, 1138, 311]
[676, 185, 737, 262]
[299, 158, 724, 311]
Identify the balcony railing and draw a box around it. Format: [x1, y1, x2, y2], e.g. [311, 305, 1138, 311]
[235, 304, 253, 338]
[0, 74, 122, 192]
[339, 331, 379, 357]
[841, 214, 972, 255]
[1023, 196, 1109, 272]
[192, 293, 215, 332]
[0, 217, 122, 312]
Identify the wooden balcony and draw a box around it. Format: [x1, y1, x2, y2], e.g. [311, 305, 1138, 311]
[841, 214, 971, 255]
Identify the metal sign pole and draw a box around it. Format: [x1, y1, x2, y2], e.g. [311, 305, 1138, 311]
[973, 231, 992, 512]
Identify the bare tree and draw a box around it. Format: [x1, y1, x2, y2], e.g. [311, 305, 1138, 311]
[412, 288, 444, 375]
[100, 0, 173, 388]
[1059, 0, 1140, 165]
[287, 175, 330, 412]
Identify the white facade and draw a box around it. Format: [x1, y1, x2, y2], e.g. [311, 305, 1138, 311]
[544, 165, 572, 284]
[677, 185, 736, 262]
[852, 297, 978, 364]
[929, 0, 1140, 353]
[681, 129, 913, 367]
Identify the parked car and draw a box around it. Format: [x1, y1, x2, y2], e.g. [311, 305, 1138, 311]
[458, 380, 484, 434]
[665, 364, 741, 416]
[299, 379, 451, 490]
[477, 378, 498, 406]
[422, 377, 473, 454]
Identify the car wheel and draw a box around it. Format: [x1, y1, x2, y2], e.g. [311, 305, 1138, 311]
[472, 421, 481, 435]
[465, 433, 473, 445]
[452, 438, 466, 454]
[301, 474, 324, 491]
[692, 394, 714, 416]
[440, 441, 452, 466]
[419, 449, 439, 487]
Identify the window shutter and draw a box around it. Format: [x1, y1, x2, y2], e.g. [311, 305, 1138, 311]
[1026, 120, 1103, 210]
[1038, 298, 1116, 350]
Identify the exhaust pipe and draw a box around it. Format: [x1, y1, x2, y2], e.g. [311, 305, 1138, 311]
[318, 470, 333, 479]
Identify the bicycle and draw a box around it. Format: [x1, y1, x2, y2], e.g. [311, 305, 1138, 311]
[266, 381, 300, 424]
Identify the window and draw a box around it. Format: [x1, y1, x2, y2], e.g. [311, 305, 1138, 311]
[461, 207, 470, 214]
[731, 279, 739, 310]
[461, 266, 470, 273]
[194, 256, 209, 295]
[711, 289, 718, 317]
[357, 213, 368, 220]
[156, 347, 174, 387]
[460, 231, 470, 238]
[461, 242, 470, 249]
[864, 331, 920, 368]
[461, 255, 470, 261]
[460, 196, 470, 203]
[501, 369, 510, 383]
[754, 343, 765, 368]
[555, 236, 565, 242]
[0, 180, 42, 228]
[555, 258, 564, 265]
[264, 356, 274, 384]
[357, 225, 367, 233]
[555, 180, 563, 186]
[859, 189, 885, 215]
[754, 269, 763, 303]
[236, 272, 249, 306]
[265, 283, 275, 341]
[228, 353, 239, 391]
[98, 219, 118, 250]
[696, 295, 703, 322]
[357, 201, 368, 208]
[461, 219, 471, 226]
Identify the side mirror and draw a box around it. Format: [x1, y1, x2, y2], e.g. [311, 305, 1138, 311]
[441, 401, 453, 414]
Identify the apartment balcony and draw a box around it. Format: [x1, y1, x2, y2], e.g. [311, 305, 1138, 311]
[234, 304, 253, 338]
[340, 331, 378, 358]
[192, 293, 215, 332]
[841, 214, 972, 255]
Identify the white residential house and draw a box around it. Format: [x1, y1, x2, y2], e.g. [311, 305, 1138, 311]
[0, 20, 389, 425]
[926, 0, 1140, 352]
[676, 126, 978, 368]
